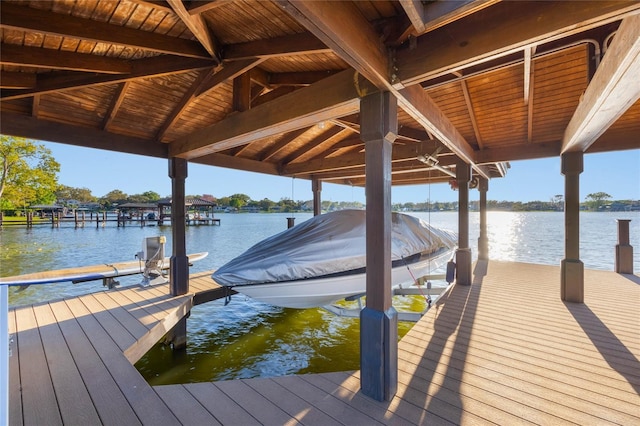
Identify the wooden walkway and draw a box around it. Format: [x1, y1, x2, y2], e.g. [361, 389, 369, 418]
[8, 262, 640, 425]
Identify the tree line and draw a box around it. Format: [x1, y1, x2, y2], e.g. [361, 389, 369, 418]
[1, 136, 637, 213]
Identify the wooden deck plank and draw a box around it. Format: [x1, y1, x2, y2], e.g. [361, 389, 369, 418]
[86, 291, 150, 341]
[213, 379, 296, 425]
[271, 375, 385, 425]
[244, 377, 344, 426]
[13, 305, 63, 425]
[77, 293, 138, 352]
[31, 302, 102, 424]
[9, 262, 639, 425]
[154, 384, 222, 425]
[180, 382, 262, 425]
[50, 298, 142, 425]
[319, 372, 455, 426]
[63, 296, 181, 426]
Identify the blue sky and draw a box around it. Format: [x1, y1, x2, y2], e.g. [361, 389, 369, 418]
[41, 141, 639, 204]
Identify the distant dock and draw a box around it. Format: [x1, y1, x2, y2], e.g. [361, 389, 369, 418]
[7, 261, 639, 424]
[0, 211, 220, 228]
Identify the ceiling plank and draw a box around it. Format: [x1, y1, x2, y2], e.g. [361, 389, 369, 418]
[0, 71, 36, 89]
[166, 0, 221, 61]
[0, 2, 211, 60]
[280, 0, 484, 176]
[562, 13, 640, 153]
[0, 43, 132, 74]
[397, 1, 640, 85]
[1, 56, 217, 101]
[169, 69, 377, 159]
[224, 32, 330, 60]
[260, 127, 312, 161]
[0, 112, 168, 158]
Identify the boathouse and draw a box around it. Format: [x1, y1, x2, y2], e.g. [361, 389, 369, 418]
[1, 1, 638, 424]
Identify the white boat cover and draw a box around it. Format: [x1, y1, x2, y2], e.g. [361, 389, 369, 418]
[212, 210, 457, 286]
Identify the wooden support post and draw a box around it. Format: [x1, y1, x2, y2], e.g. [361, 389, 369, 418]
[615, 219, 633, 274]
[561, 151, 584, 303]
[169, 157, 189, 296]
[312, 178, 322, 216]
[360, 91, 398, 402]
[0, 211, 3, 228]
[456, 159, 472, 285]
[478, 177, 489, 260]
[166, 316, 188, 351]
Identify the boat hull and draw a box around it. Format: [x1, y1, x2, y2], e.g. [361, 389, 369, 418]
[226, 248, 453, 309]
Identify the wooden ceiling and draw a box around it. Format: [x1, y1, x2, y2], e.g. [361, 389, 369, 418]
[1, 1, 639, 187]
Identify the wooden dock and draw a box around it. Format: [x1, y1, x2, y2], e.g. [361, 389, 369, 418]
[8, 261, 640, 425]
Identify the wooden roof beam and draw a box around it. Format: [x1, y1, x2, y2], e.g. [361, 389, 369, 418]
[224, 32, 330, 60]
[0, 71, 36, 89]
[280, 1, 485, 177]
[168, 69, 376, 159]
[0, 43, 132, 74]
[0, 112, 168, 158]
[0, 2, 211, 60]
[1, 56, 217, 101]
[166, 0, 222, 61]
[562, 14, 640, 153]
[396, 1, 640, 85]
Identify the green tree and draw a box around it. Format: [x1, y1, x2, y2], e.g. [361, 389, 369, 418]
[56, 185, 96, 203]
[0, 135, 60, 210]
[228, 193, 251, 209]
[100, 189, 128, 208]
[585, 192, 612, 211]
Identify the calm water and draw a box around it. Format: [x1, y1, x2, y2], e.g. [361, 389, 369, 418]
[2, 211, 638, 384]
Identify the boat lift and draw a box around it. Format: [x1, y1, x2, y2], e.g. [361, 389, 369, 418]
[321, 272, 454, 322]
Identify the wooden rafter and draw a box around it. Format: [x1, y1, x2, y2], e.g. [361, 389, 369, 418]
[0, 2, 211, 59]
[155, 70, 215, 141]
[269, 71, 340, 87]
[1, 56, 217, 101]
[224, 33, 330, 60]
[460, 79, 483, 149]
[259, 127, 312, 161]
[166, 0, 221, 61]
[280, 126, 346, 165]
[562, 13, 640, 153]
[0, 71, 35, 89]
[0, 43, 132, 74]
[399, 0, 427, 34]
[187, 0, 232, 15]
[102, 82, 131, 131]
[282, 141, 451, 176]
[195, 58, 263, 98]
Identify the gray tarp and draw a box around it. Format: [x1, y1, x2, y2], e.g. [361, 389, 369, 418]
[212, 210, 457, 286]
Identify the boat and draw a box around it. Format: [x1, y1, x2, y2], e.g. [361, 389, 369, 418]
[212, 210, 457, 308]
